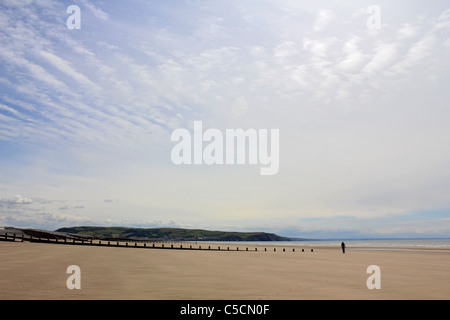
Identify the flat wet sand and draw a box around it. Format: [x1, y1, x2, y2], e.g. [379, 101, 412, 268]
[1, 241, 449, 300]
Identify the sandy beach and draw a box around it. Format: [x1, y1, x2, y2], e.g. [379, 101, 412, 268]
[1, 241, 449, 300]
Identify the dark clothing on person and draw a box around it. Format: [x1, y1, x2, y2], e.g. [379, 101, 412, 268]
[341, 242, 346, 254]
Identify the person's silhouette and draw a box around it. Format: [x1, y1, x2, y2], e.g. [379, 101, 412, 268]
[341, 242, 346, 254]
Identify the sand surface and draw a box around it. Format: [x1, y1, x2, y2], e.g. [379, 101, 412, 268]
[1, 241, 449, 300]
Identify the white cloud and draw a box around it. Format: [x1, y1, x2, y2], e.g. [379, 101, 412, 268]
[337, 36, 365, 71]
[302, 37, 332, 59]
[37, 50, 98, 89]
[0, 195, 32, 205]
[0, 49, 68, 92]
[313, 9, 335, 31]
[79, 0, 109, 21]
[362, 42, 397, 75]
[273, 41, 299, 63]
[433, 8, 450, 31]
[0, 103, 23, 118]
[390, 34, 436, 74]
[397, 23, 420, 39]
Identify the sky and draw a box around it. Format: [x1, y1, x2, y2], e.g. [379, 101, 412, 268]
[1, 0, 450, 238]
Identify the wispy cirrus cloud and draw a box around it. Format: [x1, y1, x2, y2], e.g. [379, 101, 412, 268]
[78, 0, 109, 21]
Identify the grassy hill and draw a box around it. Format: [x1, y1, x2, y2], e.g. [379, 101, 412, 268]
[55, 226, 289, 242]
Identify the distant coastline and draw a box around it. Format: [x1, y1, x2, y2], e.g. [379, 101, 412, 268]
[0, 226, 290, 242]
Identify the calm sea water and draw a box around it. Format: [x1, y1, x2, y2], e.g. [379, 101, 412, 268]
[209, 239, 450, 250]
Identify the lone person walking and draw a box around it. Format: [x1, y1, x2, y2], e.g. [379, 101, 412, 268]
[341, 241, 346, 254]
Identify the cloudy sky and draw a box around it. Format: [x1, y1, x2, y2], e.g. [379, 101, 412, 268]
[1, 0, 450, 238]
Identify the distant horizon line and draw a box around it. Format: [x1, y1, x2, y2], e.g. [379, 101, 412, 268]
[289, 237, 450, 241]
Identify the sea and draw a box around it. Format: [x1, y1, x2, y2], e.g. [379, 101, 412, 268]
[208, 239, 450, 251]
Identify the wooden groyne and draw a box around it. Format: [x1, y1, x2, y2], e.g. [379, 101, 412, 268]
[0, 232, 314, 253]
